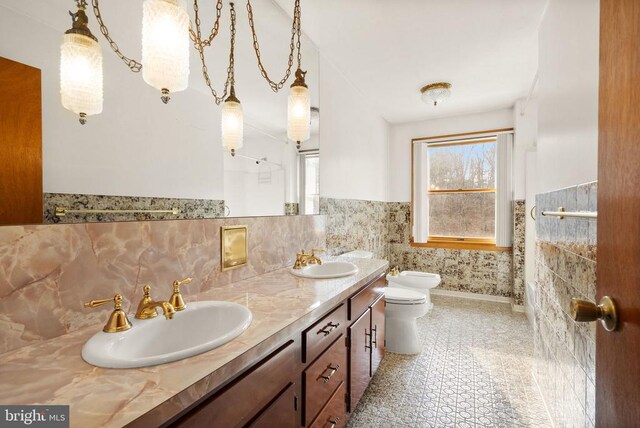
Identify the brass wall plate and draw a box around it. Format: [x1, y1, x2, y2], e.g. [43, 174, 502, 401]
[221, 225, 248, 271]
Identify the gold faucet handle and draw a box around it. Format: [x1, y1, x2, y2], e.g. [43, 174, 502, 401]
[84, 294, 132, 333]
[389, 266, 400, 276]
[170, 277, 192, 311]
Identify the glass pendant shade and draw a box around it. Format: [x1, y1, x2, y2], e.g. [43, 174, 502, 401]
[221, 95, 244, 154]
[142, 0, 190, 100]
[287, 84, 310, 144]
[60, 33, 103, 123]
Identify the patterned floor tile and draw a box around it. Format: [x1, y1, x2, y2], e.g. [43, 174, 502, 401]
[346, 296, 552, 428]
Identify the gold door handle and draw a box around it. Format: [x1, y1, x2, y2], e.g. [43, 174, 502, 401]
[570, 296, 618, 332]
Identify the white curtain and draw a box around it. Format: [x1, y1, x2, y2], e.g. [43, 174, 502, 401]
[495, 133, 513, 247]
[412, 142, 429, 243]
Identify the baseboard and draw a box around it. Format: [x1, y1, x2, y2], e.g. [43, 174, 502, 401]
[532, 371, 556, 428]
[511, 304, 526, 313]
[430, 288, 512, 304]
[430, 288, 526, 313]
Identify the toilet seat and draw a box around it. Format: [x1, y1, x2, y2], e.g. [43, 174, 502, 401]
[384, 287, 427, 305]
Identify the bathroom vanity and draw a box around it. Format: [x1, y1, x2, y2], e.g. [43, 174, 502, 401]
[138, 271, 386, 427]
[0, 257, 387, 428]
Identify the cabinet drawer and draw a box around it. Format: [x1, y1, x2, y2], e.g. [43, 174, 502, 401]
[348, 273, 385, 321]
[172, 340, 295, 428]
[309, 381, 346, 428]
[303, 335, 347, 425]
[303, 304, 347, 364]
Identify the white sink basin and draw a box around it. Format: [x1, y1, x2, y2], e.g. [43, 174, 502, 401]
[82, 301, 252, 369]
[290, 261, 359, 279]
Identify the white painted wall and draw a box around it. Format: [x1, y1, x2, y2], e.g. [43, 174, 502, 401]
[0, 6, 225, 199]
[514, 98, 538, 200]
[319, 56, 389, 201]
[537, 0, 599, 193]
[388, 108, 514, 202]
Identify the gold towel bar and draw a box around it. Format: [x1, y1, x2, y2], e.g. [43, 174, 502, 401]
[55, 207, 180, 217]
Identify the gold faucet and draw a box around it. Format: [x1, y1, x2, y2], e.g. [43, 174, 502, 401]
[135, 284, 176, 320]
[84, 294, 132, 333]
[389, 266, 400, 276]
[169, 277, 192, 311]
[307, 248, 324, 265]
[293, 248, 324, 269]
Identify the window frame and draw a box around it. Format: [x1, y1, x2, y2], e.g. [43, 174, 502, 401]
[410, 128, 513, 252]
[298, 149, 320, 215]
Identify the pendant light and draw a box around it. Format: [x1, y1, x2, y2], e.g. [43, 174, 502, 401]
[221, 86, 243, 156]
[221, 3, 243, 156]
[141, 0, 190, 104]
[60, 0, 103, 125]
[287, 68, 311, 149]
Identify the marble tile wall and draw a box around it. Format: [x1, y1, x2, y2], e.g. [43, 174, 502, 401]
[533, 181, 597, 427]
[512, 200, 526, 306]
[320, 198, 389, 259]
[322, 199, 514, 299]
[44, 193, 226, 223]
[388, 202, 513, 298]
[284, 203, 299, 216]
[0, 215, 325, 355]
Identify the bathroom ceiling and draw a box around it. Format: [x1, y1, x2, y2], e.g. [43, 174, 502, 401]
[275, 0, 547, 124]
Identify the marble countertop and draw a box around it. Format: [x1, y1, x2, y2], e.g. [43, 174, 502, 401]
[0, 257, 388, 428]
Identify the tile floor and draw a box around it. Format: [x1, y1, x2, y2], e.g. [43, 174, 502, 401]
[347, 296, 552, 428]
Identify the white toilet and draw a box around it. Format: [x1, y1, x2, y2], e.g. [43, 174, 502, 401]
[384, 287, 429, 354]
[387, 270, 441, 312]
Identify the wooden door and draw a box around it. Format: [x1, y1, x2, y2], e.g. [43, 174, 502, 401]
[370, 296, 385, 377]
[596, 0, 640, 425]
[0, 57, 43, 225]
[347, 308, 370, 413]
[249, 383, 296, 428]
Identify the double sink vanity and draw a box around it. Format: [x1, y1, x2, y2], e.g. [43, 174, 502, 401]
[0, 256, 388, 427]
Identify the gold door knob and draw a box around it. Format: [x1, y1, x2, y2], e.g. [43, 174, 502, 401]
[570, 296, 618, 332]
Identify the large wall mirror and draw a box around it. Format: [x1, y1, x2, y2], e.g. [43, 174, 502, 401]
[0, 0, 319, 225]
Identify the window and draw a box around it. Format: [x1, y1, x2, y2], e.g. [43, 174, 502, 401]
[411, 130, 513, 251]
[299, 151, 319, 215]
[428, 139, 496, 241]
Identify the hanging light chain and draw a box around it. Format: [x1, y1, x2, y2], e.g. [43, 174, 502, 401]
[190, 0, 223, 47]
[246, 0, 301, 93]
[193, 1, 237, 105]
[90, 0, 142, 72]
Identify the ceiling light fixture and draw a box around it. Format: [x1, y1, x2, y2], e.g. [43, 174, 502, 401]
[60, 0, 103, 125]
[59, 0, 310, 156]
[421, 82, 452, 106]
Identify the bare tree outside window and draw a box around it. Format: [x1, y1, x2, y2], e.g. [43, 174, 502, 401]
[427, 140, 496, 239]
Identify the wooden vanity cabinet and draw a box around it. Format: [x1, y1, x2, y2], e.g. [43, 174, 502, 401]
[169, 340, 298, 428]
[166, 272, 386, 428]
[346, 274, 386, 412]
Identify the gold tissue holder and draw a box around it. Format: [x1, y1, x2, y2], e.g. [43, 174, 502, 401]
[221, 225, 248, 271]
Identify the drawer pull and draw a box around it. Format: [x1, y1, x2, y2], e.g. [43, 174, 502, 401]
[372, 325, 377, 346]
[319, 364, 340, 383]
[364, 329, 371, 350]
[325, 417, 340, 428]
[317, 321, 340, 336]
